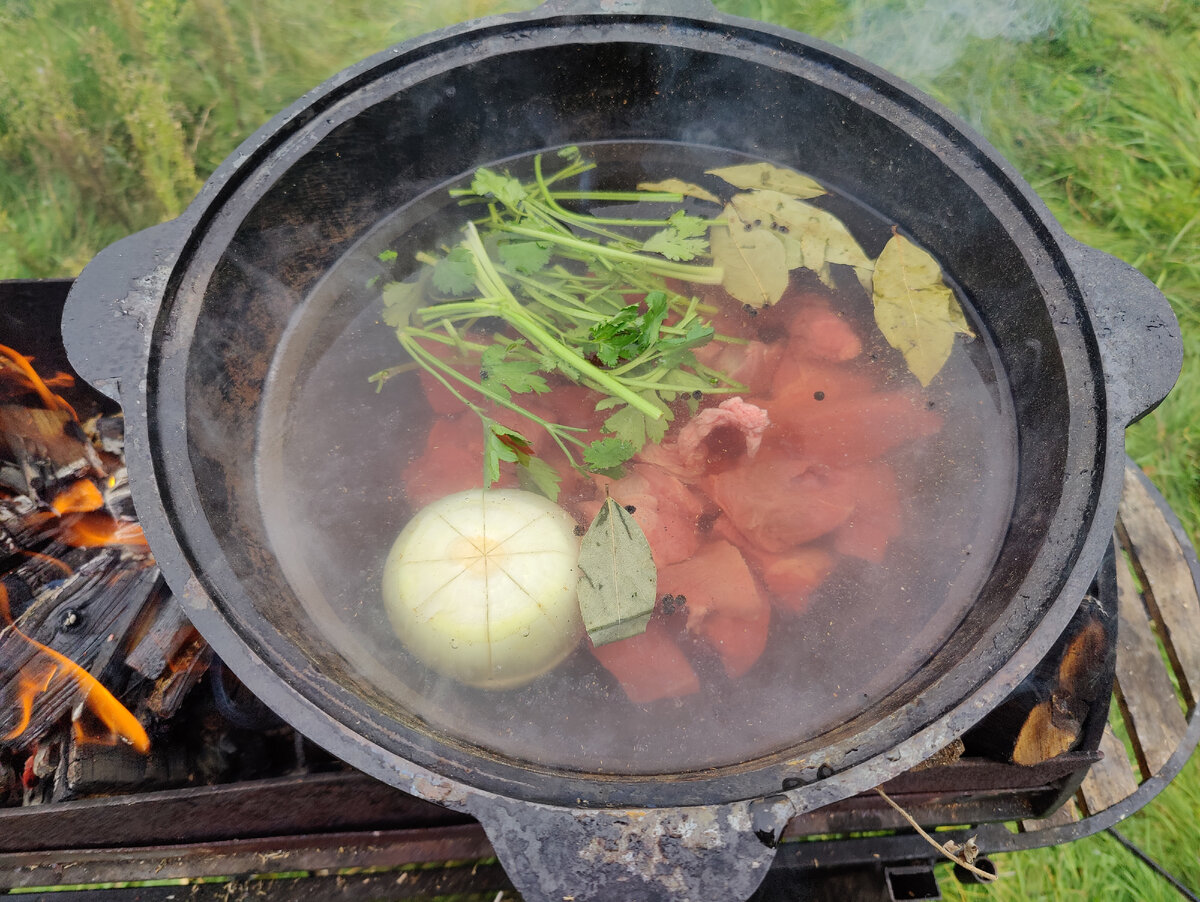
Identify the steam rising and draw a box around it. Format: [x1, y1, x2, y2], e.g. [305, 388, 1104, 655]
[835, 0, 1064, 83]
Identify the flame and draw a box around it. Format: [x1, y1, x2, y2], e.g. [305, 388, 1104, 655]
[0, 344, 78, 420]
[50, 480, 105, 515]
[0, 585, 150, 753]
[42, 372, 75, 390]
[17, 550, 73, 577]
[57, 512, 150, 551]
[4, 664, 55, 741]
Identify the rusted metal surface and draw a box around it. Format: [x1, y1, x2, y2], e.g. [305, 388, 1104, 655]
[7, 863, 514, 902]
[0, 824, 492, 891]
[477, 796, 787, 902]
[0, 771, 463, 854]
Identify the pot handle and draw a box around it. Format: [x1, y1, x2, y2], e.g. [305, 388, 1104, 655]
[537, 0, 719, 16]
[1065, 241, 1182, 427]
[470, 794, 793, 902]
[61, 221, 183, 403]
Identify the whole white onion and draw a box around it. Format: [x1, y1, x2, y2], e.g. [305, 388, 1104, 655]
[382, 489, 583, 689]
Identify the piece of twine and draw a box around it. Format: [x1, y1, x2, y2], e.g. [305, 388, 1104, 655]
[873, 787, 998, 882]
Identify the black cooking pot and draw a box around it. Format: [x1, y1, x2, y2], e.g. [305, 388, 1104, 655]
[62, 1, 1181, 899]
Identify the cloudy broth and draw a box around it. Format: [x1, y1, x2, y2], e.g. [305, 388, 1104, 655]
[257, 141, 1017, 775]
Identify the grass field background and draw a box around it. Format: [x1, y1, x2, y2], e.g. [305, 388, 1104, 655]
[1, 0, 1197, 898]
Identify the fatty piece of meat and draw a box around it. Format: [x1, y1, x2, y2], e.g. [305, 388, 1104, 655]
[590, 619, 700, 704]
[659, 539, 771, 678]
[638, 397, 771, 481]
[676, 397, 770, 471]
[706, 444, 857, 553]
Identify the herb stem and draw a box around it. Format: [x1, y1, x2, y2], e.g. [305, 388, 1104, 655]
[503, 224, 724, 283]
[463, 223, 665, 420]
[549, 190, 684, 202]
[399, 332, 588, 468]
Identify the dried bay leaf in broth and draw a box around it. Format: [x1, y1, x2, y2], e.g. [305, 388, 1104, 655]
[730, 191, 874, 293]
[636, 178, 721, 205]
[710, 204, 789, 308]
[577, 496, 657, 647]
[707, 162, 827, 199]
[872, 233, 974, 386]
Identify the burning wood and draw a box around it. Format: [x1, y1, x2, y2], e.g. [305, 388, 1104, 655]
[0, 341, 212, 793]
[0, 344, 104, 502]
[0, 591, 149, 754]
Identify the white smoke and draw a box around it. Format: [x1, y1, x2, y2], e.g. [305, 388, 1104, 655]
[837, 0, 1064, 84]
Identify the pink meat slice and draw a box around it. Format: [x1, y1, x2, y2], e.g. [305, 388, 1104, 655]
[705, 444, 857, 553]
[580, 464, 705, 567]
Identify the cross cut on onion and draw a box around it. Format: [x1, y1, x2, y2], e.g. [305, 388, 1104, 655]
[382, 489, 584, 689]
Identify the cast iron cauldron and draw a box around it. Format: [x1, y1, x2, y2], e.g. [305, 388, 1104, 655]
[62, 1, 1181, 899]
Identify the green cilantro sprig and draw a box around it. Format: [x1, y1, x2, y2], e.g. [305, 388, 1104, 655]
[372, 148, 743, 500]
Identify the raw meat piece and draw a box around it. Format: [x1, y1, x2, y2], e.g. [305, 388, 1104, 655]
[768, 390, 942, 466]
[833, 462, 902, 563]
[659, 539, 771, 678]
[580, 464, 705, 567]
[590, 619, 700, 704]
[706, 444, 857, 553]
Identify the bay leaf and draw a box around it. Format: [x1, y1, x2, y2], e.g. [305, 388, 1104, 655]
[709, 204, 789, 308]
[637, 178, 721, 205]
[872, 233, 974, 386]
[731, 191, 874, 293]
[576, 496, 657, 646]
[707, 162, 827, 199]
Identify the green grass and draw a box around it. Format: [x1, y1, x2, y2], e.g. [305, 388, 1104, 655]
[2, 0, 1199, 899]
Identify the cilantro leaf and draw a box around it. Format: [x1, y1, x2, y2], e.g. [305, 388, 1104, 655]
[483, 422, 533, 485]
[471, 168, 527, 208]
[640, 291, 669, 345]
[601, 393, 673, 450]
[657, 322, 714, 365]
[643, 211, 711, 261]
[584, 437, 636, 470]
[377, 249, 398, 263]
[557, 145, 582, 162]
[643, 229, 704, 262]
[589, 305, 642, 366]
[518, 455, 562, 501]
[380, 275, 428, 328]
[480, 344, 550, 401]
[667, 209, 710, 239]
[498, 240, 552, 274]
[432, 246, 477, 295]
[601, 403, 647, 449]
[588, 292, 672, 366]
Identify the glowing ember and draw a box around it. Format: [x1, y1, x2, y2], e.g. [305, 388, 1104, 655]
[57, 512, 150, 551]
[50, 480, 105, 515]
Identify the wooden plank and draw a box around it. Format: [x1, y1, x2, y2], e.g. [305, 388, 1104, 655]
[1117, 465, 1200, 709]
[1079, 724, 1138, 815]
[1021, 798, 1079, 832]
[1112, 553, 1187, 777]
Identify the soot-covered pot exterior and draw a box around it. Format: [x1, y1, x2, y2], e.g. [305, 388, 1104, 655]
[61, 1, 1181, 900]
